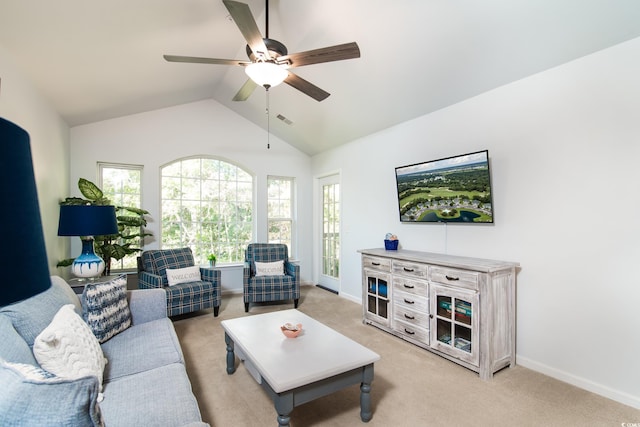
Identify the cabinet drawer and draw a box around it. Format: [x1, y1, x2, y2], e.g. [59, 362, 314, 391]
[392, 260, 427, 279]
[362, 256, 391, 272]
[394, 305, 429, 328]
[393, 319, 429, 344]
[430, 266, 479, 290]
[394, 290, 428, 313]
[393, 276, 428, 297]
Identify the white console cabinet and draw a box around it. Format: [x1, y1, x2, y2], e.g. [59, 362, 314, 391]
[359, 248, 518, 380]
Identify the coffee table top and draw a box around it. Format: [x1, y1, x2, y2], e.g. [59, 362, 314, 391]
[221, 309, 380, 393]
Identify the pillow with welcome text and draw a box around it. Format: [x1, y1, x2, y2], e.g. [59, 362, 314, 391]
[166, 266, 201, 286]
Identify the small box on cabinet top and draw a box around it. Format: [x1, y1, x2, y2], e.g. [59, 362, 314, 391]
[384, 239, 398, 250]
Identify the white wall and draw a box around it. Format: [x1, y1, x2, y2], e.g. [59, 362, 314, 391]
[0, 45, 70, 272]
[312, 37, 640, 408]
[69, 99, 313, 293]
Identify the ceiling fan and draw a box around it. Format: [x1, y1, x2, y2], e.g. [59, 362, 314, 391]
[163, 0, 360, 102]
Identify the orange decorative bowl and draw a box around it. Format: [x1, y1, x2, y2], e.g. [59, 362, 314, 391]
[281, 322, 303, 338]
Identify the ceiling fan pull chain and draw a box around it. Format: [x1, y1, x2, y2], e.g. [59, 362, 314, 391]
[266, 89, 271, 149]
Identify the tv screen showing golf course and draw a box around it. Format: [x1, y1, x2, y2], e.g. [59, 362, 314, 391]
[395, 150, 494, 223]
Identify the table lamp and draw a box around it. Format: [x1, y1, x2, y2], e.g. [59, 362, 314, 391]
[58, 204, 119, 278]
[0, 117, 52, 306]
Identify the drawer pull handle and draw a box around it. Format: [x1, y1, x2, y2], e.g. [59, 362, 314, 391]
[445, 275, 460, 281]
[404, 299, 415, 304]
[403, 267, 414, 272]
[403, 284, 415, 289]
[404, 314, 415, 320]
[404, 329, 415, 335]
[372, 262, 380, 266]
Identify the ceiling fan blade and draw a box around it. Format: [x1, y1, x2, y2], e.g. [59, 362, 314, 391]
[232, 78, 258, 101]
[223, 0, 271, 60]
[279, 42, 360, 68]
[284, 72, 330, 102]
[163, 55, 249, 66]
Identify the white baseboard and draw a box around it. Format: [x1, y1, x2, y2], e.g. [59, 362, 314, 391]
[517, 356, 640, 410]
[337, 291, 360, 304]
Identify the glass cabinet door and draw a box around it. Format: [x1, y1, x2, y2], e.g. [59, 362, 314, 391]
[430, 285, 478, 366]
[364, 271, 390, 325]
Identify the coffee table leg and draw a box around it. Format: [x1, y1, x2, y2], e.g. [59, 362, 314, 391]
[360, 364, 374, 422]
[274, 392, 294, 427]
[224, 332, 236, 374]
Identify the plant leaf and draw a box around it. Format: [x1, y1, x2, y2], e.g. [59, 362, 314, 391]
[78, 178, 104, 202]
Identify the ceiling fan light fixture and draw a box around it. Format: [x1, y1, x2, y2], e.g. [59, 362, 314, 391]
[245, 62, 288, 88]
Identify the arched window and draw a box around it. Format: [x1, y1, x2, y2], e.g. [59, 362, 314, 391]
[161, 157, 253, 264]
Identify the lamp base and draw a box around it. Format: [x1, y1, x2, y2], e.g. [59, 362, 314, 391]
[72, 238, 105, 278]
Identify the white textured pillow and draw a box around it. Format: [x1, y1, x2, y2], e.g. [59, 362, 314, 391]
[166, 265, 201, 286]
[33, 304, 107, 401]
[255, 260, 285, 276]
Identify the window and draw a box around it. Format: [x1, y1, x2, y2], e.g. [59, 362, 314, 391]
[267, 176, 295, 256]
[161, 157, 253, 264]
[98, 163, 143, 271]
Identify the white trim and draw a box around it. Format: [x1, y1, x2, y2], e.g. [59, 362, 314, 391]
[517, 356, 640, 410]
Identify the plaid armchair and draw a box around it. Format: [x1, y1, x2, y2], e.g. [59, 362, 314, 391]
[138, 248, 221, 317]
[243, 243, 300, 312]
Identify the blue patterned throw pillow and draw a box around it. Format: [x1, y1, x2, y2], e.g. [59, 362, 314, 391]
[82, 275, 132, 343]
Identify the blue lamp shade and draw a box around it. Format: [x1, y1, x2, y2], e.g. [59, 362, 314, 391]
[0, 117, 52, 306]
[58, 205, 119, 278]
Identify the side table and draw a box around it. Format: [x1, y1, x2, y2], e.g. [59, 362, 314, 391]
[68, 275, 124, 295]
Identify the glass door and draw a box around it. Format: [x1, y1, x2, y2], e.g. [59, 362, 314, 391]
[430, 284, 479, 366]
[317, 174, 340, 293]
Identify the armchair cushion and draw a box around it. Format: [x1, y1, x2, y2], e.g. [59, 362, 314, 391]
[166, 266, 201, 286]
[255, 260, 285, 276]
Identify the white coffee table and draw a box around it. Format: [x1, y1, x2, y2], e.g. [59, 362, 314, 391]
[221, 309, 380, 426]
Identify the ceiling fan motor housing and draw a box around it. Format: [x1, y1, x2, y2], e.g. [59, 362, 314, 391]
[246, 38, 288, 62]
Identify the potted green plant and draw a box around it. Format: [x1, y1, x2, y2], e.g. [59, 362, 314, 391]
[57, 178, 152, 276]
[207, 253, 217, 267]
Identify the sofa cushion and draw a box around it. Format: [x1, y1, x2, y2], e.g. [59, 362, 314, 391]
[0, 276, 81, 347]
[0, 315, 38, 365]
[99, 363, 203, 427]
[33, 304, 107, 399]
[82, 275, 132, 343]
[100, 317, 184, 382]
[0, 360, 103, 426]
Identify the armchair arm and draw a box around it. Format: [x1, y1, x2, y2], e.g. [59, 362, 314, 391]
[139, 271, 164, 289]
[243, 262, 251, 286]
[284, 261, 300, 284]
[200, 267, 221, 284]
[126, 289, 167, 325]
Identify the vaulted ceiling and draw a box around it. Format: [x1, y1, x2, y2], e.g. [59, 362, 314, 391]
[1, 0, 639, 155]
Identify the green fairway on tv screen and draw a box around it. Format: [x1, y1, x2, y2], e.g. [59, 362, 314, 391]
[395, 150, 494, 223]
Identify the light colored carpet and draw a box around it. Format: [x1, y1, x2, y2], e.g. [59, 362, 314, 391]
[172, 285, 639, 427]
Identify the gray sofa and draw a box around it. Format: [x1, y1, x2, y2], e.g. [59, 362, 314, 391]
[0, 276, 208, 426]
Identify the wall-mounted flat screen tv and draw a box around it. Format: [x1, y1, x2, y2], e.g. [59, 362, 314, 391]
[395, 150, 494, 223]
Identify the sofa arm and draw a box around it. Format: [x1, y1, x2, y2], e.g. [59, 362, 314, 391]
[139, 271, 164, 289]
[127, 289, 167, 325]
